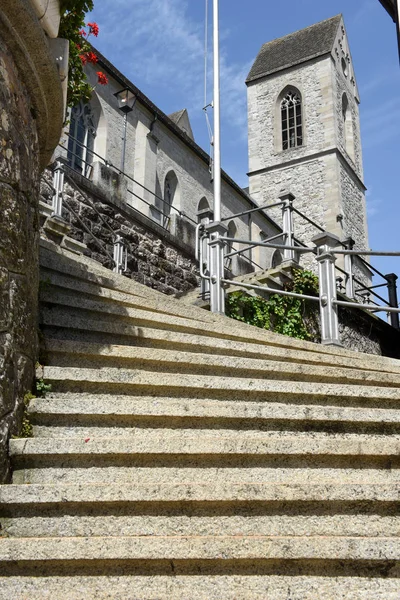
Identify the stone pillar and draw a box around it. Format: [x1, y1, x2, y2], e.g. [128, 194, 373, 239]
[0, 0, 63, 481]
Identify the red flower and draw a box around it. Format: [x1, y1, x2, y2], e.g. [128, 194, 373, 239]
[76, 43, 81, 51]
[88, 22, 99, 37]
[79, 54, 88, 65]
[87, 52, 98, 64]
[96, 71, 108, 85]
[79, 29, 87, 36]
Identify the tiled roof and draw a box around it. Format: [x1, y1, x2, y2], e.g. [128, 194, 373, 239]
[246, 15, 342, 83]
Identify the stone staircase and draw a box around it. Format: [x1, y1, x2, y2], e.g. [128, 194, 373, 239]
[1, 239, 400, 598]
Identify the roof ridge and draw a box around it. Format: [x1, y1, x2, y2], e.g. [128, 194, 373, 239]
[260, 14, 342, 51]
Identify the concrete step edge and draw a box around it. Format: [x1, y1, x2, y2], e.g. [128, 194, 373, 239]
[1, 535, 400, 561]
[2, 482, 400, 504]
[38, 366, 400, 400]
[9, 433, 400, 457]
[41, 339, 400, 387]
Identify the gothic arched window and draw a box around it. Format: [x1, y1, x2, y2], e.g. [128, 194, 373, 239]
[162, 170, 179, 228]
[67, 102, 97, 177]
[281, 90, 303, 150]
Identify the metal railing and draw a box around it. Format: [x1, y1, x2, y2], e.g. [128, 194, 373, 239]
[198, 190, 400, 344]
[57, 132, 198, 228]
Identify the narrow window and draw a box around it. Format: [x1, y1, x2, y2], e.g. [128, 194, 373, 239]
[281, 91, 302, 150]
[162, 171, 179, 228]
[67, 102, 97, 177]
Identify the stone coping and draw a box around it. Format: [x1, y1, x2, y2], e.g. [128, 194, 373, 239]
[0, 0, 63, 168]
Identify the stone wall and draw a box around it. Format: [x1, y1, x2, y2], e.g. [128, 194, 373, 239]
[40, 167, 199, 295]
[0, 0, 63, 481]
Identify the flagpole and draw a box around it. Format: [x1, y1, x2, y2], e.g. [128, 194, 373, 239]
[213, 0, 221, 223]
[207, 0, 226, 314]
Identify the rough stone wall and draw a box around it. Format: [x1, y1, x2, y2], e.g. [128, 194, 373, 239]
[40, 169, 199, 295]
[0, 39, 39, 481]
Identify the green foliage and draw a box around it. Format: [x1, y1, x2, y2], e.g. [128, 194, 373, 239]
[59, 1, 94, 108]
[35, 378, 52, 397]
[12, 393, 35, 439]
[226, 269, 319, 341]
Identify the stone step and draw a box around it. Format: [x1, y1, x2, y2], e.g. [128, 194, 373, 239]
[10, 432, 400, 460]
[2, 483, 399, 539]
[28, 394, 400, 437]
[40, 289, 216, 336]
[2, 482, 400, 504]
[40, 338, 400, 387]
[40, 314, 400, 374]
[39, 242, 400, 368]
[40, 268, 214, 325]
[4, 509, 399, 540]
[38, 366, 400, 404]
[13, 464, 400, 486]
[0, 574, 399, 600]
[1, 535, 400, 563]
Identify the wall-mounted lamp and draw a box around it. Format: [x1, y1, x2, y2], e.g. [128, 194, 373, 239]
[114, 88, 136, 171]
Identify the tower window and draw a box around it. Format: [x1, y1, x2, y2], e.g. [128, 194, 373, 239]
[281, 91, 302, 150]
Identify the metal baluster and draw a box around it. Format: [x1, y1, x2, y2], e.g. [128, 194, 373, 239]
[385, 273, 400, 329]
[313, 232, 342, 346]
[343, 237, 355, 299]
[280, 190, 295, 262]
[52, 161, 64, 218]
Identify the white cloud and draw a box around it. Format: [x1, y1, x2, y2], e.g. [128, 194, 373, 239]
[90, 0, 250, 141]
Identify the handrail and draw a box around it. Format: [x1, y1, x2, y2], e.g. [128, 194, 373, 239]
[220, 200, 285, 222]
[63, 169, 117, 240]
[221, 237, 315, 254]
[62, 197, 115, 264]
[57, 135, 197, 225]
[291, 206, 325, 233]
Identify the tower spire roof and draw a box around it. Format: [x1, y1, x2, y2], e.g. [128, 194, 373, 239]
[246, 15, 342, 83]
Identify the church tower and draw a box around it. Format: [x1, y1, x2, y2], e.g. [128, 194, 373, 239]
[246, 15, 369, 260]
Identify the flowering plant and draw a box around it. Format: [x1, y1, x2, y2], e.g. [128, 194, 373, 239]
[59, 1, 108, 109]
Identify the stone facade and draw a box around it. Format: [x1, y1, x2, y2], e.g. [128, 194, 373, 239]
[0, 0, 63, 481]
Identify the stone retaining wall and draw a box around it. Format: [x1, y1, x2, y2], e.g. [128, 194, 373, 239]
[0, 0, 63, 481]
[40, 167, 199, 296]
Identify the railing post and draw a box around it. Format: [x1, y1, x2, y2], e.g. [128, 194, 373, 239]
[385, 273, 400, 329]
[343, 236, 355, 299]
[113, 235, 126, 274]
[206, 221, 227, 315]
[312, 231, 342, 347]
[52, 160, 64, 218]
[280, 190, 295, 262]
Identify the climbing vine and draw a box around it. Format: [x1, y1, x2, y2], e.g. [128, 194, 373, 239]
[226, 269, 319, 341]
[59, 1, 108, 108]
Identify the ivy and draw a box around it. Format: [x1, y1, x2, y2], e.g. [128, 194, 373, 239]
[226, 269, 319, 341]
[59, 1, 108, 108]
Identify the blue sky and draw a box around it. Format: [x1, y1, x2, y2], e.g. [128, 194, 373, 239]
[87, 0, 400, 278]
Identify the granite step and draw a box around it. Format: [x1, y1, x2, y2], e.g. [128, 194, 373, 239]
[0, 574, 398, 600]
[28, 393, 400, 437]
[10, 433, 400, 460]
[37, 366, 400, 405]
[40, 314, 400, 374]
[1, 535, 399, 563]
[13, 464, 400, 486]
[2, 483, 400, 539]
[40, 338, 400, 387]
[39, 242, 400, 368]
